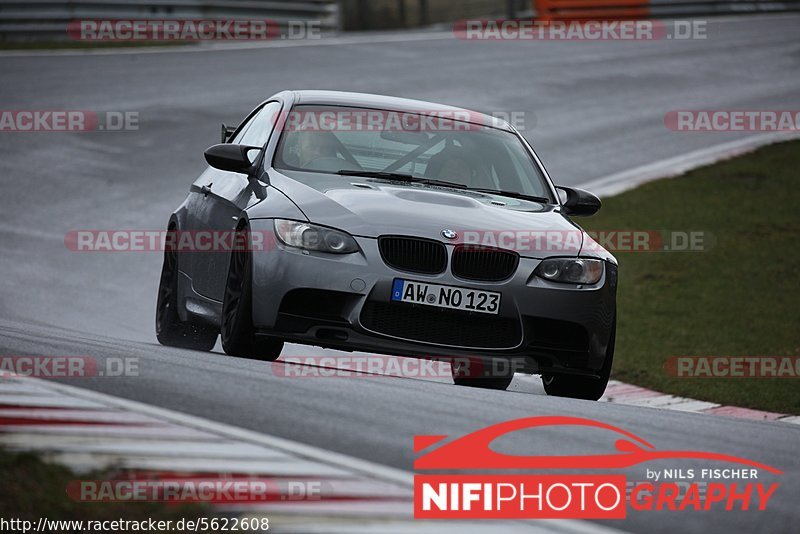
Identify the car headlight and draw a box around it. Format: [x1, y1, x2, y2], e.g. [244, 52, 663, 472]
[274, 219, 359, 254]
[534, 258, 604, 285]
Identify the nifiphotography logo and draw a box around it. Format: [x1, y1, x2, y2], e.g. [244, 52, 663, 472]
[413, 417, 781, 519]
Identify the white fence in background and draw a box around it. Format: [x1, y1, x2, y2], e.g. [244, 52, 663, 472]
[0, 0, 340, 41]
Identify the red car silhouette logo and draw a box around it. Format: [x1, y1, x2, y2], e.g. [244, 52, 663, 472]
[414, 416, 782, 474]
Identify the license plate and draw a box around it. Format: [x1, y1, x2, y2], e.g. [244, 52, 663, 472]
[391, 279, 501, 315]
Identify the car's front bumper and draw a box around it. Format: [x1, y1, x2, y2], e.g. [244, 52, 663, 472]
[249, 219, 617, 377]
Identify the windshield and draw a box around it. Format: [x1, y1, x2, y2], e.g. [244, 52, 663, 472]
[273, 105, 553, 201]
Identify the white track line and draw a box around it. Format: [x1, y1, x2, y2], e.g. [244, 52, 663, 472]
[0, 374, 629, 534]
[38, 376, 416, 486]
[580, 131, 800, 198]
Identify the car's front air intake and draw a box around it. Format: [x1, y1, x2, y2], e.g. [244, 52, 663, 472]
[378, 236, 447, 275]
[451, 245, 519, 281]
[360, 301, 522, 349]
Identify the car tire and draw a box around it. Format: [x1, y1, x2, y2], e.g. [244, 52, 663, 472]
[450, 359, 514, 391]
[220, 227, 284, 361]
[542, 317, 616, 401]
[155, 230, 218, 351]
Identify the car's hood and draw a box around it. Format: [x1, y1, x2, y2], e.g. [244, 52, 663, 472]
[258, 170, 586, 257]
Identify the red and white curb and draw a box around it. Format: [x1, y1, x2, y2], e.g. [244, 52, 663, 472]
[0, 374, 627, 534]
[600, 380, 800, 424]
[506, 375, 800, 424]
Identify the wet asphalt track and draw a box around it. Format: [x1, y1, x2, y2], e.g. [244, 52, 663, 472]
[1, 14, 800, 533]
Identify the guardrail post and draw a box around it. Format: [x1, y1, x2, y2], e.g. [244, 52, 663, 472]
[357, 0, 371, 29]
[398, 0, 407, 27]
[533, 0, 551, 20]
[508, 0, 517, 18]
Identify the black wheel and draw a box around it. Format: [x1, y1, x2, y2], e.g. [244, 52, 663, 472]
[450, 358, 514, 391]
[542, 317, 616, 401]
[155, 230, 218, 351]
[220, 227, 284, 361]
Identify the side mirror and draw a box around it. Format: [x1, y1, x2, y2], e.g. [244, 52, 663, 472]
[556, 186, 602, 217]
[204, 144, 261, 175]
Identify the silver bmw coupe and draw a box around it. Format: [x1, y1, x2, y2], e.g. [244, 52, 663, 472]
[156, 90, 617, 400]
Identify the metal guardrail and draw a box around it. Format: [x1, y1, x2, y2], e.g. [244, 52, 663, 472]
[3, 0, 796, 41]
[341, 0, 533, 30]
[532, 0, 800, 20]
[0, 0, 340, 41]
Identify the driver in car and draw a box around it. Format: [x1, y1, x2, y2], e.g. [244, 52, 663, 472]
[426, 142, 491, 188]
[285, 131, 342, 169]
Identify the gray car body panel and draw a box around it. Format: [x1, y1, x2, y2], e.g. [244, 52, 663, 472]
[260, 169, 584, 255]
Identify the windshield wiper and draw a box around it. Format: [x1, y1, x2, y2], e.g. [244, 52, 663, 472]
[410, 178, 467, 189]
[466, 188, 551, 204]
[336, 170, 467, 190]
[337, 171, 550, 202]
[336, 170, 415, 181]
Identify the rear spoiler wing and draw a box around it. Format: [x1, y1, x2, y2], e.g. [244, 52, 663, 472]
[220, 124, 238, 143]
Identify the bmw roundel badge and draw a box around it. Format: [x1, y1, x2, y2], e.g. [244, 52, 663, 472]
[442, 229, 458, 240]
